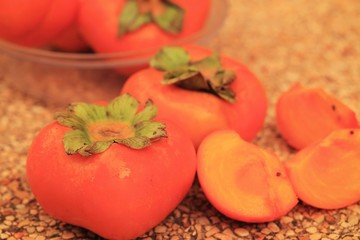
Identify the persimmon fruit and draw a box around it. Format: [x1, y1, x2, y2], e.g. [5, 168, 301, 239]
[276, 83, 359, 149]
[197, 130, 298, 222]
[51, 22, 90, 52]
[27, 94, 197, 239]
[78, 0, 210, 54]
[1, 0, 79, 48]
[0, 0, 51, 41]
[10, 0, 79, 47]
[284, 128, 360, 209]
[121, 46, 267, 148]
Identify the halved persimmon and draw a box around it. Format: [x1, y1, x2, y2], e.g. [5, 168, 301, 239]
[197, 130, 298, 222]
[284, 128, 360, 209]
[276, 83, 359, 149]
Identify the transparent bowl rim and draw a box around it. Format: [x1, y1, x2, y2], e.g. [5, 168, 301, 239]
[0, 0, 228, 69]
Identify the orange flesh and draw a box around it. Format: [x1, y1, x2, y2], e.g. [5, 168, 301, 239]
[284, 128, 360, 209]
[276, 83, 359, 149]
[235, 160, 268, 196]
[197, 130, 298, 222]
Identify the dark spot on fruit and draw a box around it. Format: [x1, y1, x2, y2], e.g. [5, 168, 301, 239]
[276, 172, 282, 177]
[350, 130, 354, 135]
[331, 104, 336, 111]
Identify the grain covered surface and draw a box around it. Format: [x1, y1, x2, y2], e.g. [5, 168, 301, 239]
[1, 0, 360, 239]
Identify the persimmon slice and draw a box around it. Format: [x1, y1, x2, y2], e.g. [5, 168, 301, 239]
[276, 83, 359, 149]
[284, 128, 360, 209]
[197, 130, 298, 222]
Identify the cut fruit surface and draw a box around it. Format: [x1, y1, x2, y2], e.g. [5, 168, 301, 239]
[276, 83, 359, 149]
[197, 130, 298, 222]
[284, 128, 360, 209]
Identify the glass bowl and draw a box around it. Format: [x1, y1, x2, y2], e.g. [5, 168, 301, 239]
[0, 0, 228, 107]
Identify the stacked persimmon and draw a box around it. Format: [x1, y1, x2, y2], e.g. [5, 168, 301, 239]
[0, 0, 86, 51]
[0, 0, 210, 53]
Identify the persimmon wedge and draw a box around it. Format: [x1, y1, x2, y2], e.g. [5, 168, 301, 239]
[284, 128, 360, 209]
[197, 130, 298, 222]
[276, 83, 359, 149]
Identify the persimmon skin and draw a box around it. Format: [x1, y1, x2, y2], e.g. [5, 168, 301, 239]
[27, 120, 197, 239]
[197, 130, 298, 223]
[78, 0, 210, 54]
[11, 0, 79, 47]
[0, 0, 51, 40]
[284, 128, 360, 210]
[276, 83, 359, 149]
[121, 46, 267, 148]
[51, 22, 90, 52]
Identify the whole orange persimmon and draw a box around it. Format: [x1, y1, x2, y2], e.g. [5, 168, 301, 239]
[0, 0, 51, 41]
[27, 94, 197, 239]
[121, 46, 268, 148]
[51, 22, 90, 52]
[78, 0, 210, 54]
[0, 0, 79, 48]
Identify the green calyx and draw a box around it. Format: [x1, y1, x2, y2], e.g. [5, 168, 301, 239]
[118, 0, 184, 36]
[54, 94, 167, 157]
[150, 47, 237, 103]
